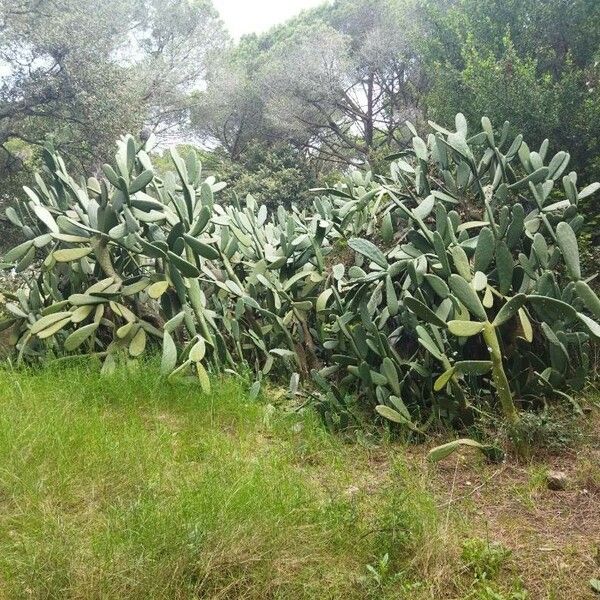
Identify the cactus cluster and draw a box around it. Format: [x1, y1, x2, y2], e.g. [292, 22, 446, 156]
[1, 115, 599, 429]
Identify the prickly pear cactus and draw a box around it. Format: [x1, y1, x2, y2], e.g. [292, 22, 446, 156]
[311, 114, 600, 428]
[1, 115, 599, 432]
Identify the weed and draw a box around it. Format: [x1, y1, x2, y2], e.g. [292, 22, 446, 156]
[461, 538, 529, 600]
[372, 461, 441, 562]
[466, 584, 529, 600]
[365, 553, 399, 588]
[462, 538, 512, 580]
[503, 409, 584, 456]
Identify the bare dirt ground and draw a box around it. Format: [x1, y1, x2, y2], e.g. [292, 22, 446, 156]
[427, 413, 600, 599]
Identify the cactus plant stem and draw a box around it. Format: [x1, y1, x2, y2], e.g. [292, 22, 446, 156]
[440, 354, 468, 410]
[482, 322, 519, 423]
[186, 279, 213, 342]
[220, 253, 244, 288]
[91, 237, 122, 283]
[16, 331, 33, 366]
[183, 269, 215, 347]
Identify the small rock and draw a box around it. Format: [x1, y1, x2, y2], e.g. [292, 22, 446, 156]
[547, 470, 569, 491]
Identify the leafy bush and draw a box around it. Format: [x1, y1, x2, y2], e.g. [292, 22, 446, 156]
[1, 114, 599, 435]
[213, 142, 323, 211]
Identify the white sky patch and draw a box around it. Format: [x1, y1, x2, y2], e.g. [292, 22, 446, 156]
[213, 0, 329, 39]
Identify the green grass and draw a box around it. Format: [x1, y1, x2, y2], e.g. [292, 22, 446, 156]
[0, 362, 547, 599]
[0, 363, 458, 599]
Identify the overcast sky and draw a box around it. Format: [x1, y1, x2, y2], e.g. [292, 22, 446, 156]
[213, 0, 329, 39]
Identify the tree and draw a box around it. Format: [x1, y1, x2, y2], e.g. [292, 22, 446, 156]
[190, 39, 272, 160]
[420, 0, 600, 178]
[0, 0, 227, 181]
[193, 0, 426, 169]
[259, 21, 356, 164]
[260, 0, 425, 166]
[425, 37, 564, 147]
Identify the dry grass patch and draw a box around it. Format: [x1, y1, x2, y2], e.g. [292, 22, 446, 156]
[427, 408, 600, 599]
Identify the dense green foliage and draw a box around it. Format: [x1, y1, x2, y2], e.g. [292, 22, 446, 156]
[3, 0, 600, 251]
[2, 116, 599, 433]
[422, 0, 600, 175]
[0, 0, 226, 208]
[419, 0, 600, 255]
[1, 0, 600, 438]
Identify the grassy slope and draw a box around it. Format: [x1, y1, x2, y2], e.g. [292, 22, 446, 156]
[0, 364, 595, 599]
[0, 365, 441, 599]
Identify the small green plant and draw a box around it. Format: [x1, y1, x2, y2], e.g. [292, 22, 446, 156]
[467, 585, 529, 600]
[363, 557, 425, 599]
[365, 553, 398, 588]
[575, 456, 600, 492]
[460, 538, 528, 600]
[504, 409, 584, 455]
[462, 538, 512, 580]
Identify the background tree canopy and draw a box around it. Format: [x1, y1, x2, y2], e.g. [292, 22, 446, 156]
[1, 0, 599, 226]
[0, 0, 225, 202]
